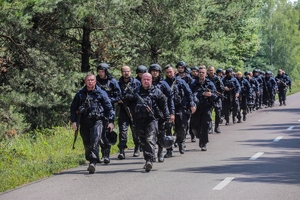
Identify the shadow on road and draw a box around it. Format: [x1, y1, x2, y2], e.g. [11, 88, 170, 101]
[171, 152, 300, 185]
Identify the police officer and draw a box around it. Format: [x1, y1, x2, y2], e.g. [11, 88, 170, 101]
[128, 73, 170, 172]
[70, 72, 115, 174]
[244, 71, 259, 113]
[264, 71, 277, 107]
[207, 66, 225, 133]
[190, 66, 199, 79]
[149, 64, 175, 162]
[253, 69, 264, 109]
[235, 71, 251, 122]
[275, 69, 291, 106]
[96, 63, 121, 164]
[222, 68, 241, 125]
[117, 66, 141, 159]
[136, 65, 148, 82]
[190, 68, 218, 151]
[175, 61, 193, 85]
[164, 65, 196, 157]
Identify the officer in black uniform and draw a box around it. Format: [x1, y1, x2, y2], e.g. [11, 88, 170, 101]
[244, 71, 259, 113]
[190, 68, 218, 151]
[117, 66, 141, 159]
[96, 63, 121, 164]
[190, 66, 199, 79]
[275, 69, 291, 106]
[222, 68, 241, 125]
[136, 65, 148, 82]
[149, 64, 175, 162]
[263, 71, 277, 107]
[207, 66, 225, 133]
[164, 65, 196, 157]
[175, 61, 194, 85]
[235, 71, 251, 122]
[70, 72, 115, 174]
[253, 69, 264, 109]
[128, 73, 170, 172]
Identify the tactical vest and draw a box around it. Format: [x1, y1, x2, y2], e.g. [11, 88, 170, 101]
[79, 91, 104, 120]
[134, 92, 154, 119]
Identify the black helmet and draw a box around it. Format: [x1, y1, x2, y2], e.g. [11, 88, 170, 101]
[247, 101, 255, 108]
[149, 63, 162, 73]
[190, 66, 199, 71]
[226, 68, 233, 75]
[265, 71, 271, 75]
[252, 69, 259, 74]
[103, 129, 117, 145]
[97, 63, 110, 73]
[216, 68, 223, 74]
[160, 135, 175, 149]
[186, 67, 191, 74]
[176, 61, 187, 68]
[244, 71, 250, 76]
[136, 65, 148, 74]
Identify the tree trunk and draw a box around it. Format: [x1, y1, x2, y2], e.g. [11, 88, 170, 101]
[81, 17, 92, 72]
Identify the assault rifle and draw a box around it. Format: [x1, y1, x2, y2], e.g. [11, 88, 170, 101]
[72, 112, 82, 150]
[126, 85, 156, 120]
[276, 78, 287, 88]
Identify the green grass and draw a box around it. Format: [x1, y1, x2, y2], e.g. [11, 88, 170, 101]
[0, 126, 134, 192]
[1, 80, 299, 193]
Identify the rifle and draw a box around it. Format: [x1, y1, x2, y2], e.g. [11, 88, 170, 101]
[276, 78, 287, 89]
[126, 85, 156, 119]
[72, 112, 81, 149]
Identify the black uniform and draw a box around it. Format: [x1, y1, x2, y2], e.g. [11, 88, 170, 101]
[164, 76, 196, 156]
[222, 75, 241, 125]
[253, 73, 264, 109]
[70, 85, 115, 165]
[129, 85, 170, 171]
[275, 73, 291, 106]
[190, 78, 218, 150]
[236, 76, 251, 122]
[96, 75, 121, 162]
[245, 76, 259, 112]
[263, 75, 277, 107]
[207, 74, 225, 132]
[117, 76, 141, 158]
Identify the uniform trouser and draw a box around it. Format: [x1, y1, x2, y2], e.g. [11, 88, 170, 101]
[80, 119, 103, 163]
[222, 97, 239, 123]
[168, 107, 189, 151]
[118, 117, 140, 150]
[190, 105, 212, 146]
[214, 98, 222, 129]
[259, 88, 263, 107]
[237, 96, 247, 119]
[135, 120, 158, 162]
[157, 118, 166, 147]
[278, 88, 287, 103]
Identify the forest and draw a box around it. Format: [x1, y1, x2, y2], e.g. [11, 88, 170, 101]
[1, 0, 300, 136]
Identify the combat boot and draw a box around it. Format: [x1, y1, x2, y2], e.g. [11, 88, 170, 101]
[103, 149, 110, 164]
[178, 143, 185, 154]
[118, 149, 125, 160]
[144, 160, 153, 172]
[283, 101, 286, 106]
[157, 146, 164, 163]
[164, 149, 173, 158]
[214, 127, 221, 133]
[243, 114, 246, 121]
[133, 145, 140, 157]
[88, 162, 96, 174]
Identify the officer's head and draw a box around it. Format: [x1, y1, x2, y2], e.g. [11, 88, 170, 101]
[121, 66, 131, 79]
[198, 68, 207, 81]
[216, 68, 223, 75]
[97, 63, 110, 79]
[244, 71, 251, 78]
[176, 61, 187, 73]
[164, 65, 176, 79]
[225, 68, 233, 76]
[278, 69, 283, 75]
[141, 73, 152, 89]
[265, 71, 272, 77]
[208, 66, 215, 77]
[149, 64, 162, 79]
[236, 71, 242, 79]
[85, 72, 97, 91]
[190, 66, 199, 78]
[136, 65, 148, 79]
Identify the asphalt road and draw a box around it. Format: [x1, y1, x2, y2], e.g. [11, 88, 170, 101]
[1, 93, 300, 200]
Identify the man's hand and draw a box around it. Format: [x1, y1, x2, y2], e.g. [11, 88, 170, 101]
[107, 123, 114, 131]
[170, 114, 175, 124]
[235, 93, 239, 98]
[72, 122, 77, 131]
[203, 91, 212, 97]
[190, 106, 196, 114]
[224, 86, 230, 91]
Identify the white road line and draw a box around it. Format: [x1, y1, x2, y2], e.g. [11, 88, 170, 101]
[287, 126, 294, 130]
[273, 136, 283, 142]
[213, 177, 235, 190]
[249, 152, 264, 160]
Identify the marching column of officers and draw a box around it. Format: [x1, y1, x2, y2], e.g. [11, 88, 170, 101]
[70, 62, 292, 174]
